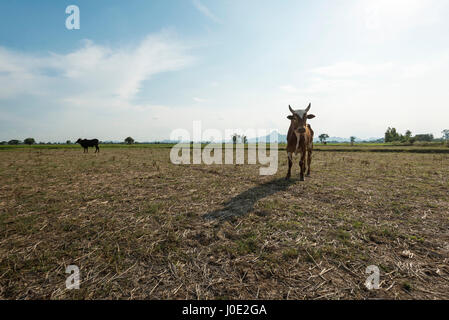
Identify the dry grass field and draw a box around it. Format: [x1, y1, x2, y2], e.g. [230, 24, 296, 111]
[0, 146, 448, 299]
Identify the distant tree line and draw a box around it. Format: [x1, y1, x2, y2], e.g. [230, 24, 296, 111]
[24, 138, 35, 145]
[231, 134, 247, 144]
[384, 127, 437, 143]
[2, 130, 448, 146]
[318, 134, 329, 144]
[317, 134, 382, 144]
[442, 129, 449, 142]
[314, 128, 449, 145]
[125, 137, 135, 144]
[6, 139, 21, 145]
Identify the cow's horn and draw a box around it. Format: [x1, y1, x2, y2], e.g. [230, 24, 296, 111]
[305, 103, 311, 113]
[289, 105, 295, 114]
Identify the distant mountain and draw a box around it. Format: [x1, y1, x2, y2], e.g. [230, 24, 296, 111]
[324, 136, 349, 143]
[119, 132, 382, 144]
[247, 131, 287, 143]
[249, 132, 382, 144]
[320, 137, 384, 143]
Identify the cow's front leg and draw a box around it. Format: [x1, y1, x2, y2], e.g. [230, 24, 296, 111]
[299, 151, 306, 181]
[286, 152, 292, 180]
[295, 132, 300, 155]
[306, 149, 312, 177]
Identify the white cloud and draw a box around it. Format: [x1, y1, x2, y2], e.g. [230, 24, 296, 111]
[0, 31, 192, 102]
[357, 0, 448, 42]
[311, 62, 394, 78]
[193, 97, 208, 102]
[279, 85, 298, 93]
[0, 31, 284, 142]
[362, 0, 442, 29]
[0, 31, 195, 141]
[282, 55, 449, 139]
[192, 0, 222, 24]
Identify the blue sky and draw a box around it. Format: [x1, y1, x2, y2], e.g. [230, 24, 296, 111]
[1, 0, 449, 142]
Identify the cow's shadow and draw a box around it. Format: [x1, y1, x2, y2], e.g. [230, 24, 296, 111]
[203, 177, 296, 220]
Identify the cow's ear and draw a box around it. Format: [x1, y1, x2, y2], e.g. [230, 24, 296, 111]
[307, 114, 315, 119]
[287, 115, 294, 120]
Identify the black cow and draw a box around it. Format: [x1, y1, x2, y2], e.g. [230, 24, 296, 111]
[76, 138, 100, 153]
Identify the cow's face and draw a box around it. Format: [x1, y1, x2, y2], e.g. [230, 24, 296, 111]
[287, 103, 315, 134]
[76, 138, 82, 144]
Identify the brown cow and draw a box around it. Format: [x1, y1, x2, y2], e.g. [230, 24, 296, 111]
[285, 103, 315, 181]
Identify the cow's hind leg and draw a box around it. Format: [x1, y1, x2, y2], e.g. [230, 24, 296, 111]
[306, 149, 312, 176]
[95, 145, 99, 153]
[286, 152, 293, 180]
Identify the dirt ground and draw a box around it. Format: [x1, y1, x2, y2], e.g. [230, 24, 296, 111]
[0, 147, 448, 299]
